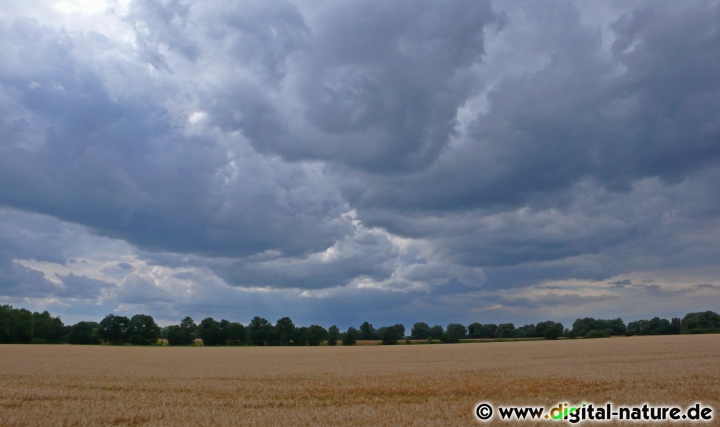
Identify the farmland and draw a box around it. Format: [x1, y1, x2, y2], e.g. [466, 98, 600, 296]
[1, 335, 718, 426]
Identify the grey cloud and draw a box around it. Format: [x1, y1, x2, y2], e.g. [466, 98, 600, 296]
[0, 260, 56, 298]
[609, 279, 633, 288]
[252, 0, 500, 171]
[55, 273, 115, 299]
[0, 12, 350, 259]
[1, 1, 719, 328]
[116, 275, 174, 304]
[346, 1, 720, 214]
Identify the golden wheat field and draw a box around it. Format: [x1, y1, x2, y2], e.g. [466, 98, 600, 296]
[1, 335, 718, 426]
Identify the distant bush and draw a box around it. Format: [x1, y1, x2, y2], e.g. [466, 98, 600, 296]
[543, 328, 559, 340]
[584, 330, 610, 339]
[564, 329, 578, 339]
[682, 327, 720, 335]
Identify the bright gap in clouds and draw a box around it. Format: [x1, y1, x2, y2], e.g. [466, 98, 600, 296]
[53, 0, 120, 15]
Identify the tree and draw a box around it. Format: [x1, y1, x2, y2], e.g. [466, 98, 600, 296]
[446, 323, 467, 340]
[359, 321, 378, 340]
[159, 326, 170, 343]
[226, 322, 246, 345]
[179, 316, 197, 345]
[544, 327, 560, 340]
[275, 317, 296, 346]
[0, 306, 34, 344]
[467, 322, 482, 338]
[68, 321, 100, 345]
[584, 329, 610, 339]
[516, 324, 536, 338]
[327, 325, 340, 346]
[382, 327, 398, 345]
[167, 317, 200, 346]
[670, 317, 682, 334]
[627, 317, 675, 336]
[198, 317, 222, 346]
[468, 323, 497, 338]
[342, 327, 358, 346]
[536, 321, 564, 338]
[218, 319, 231, 345]
[292, 326, 308, 346]
[411, 322, 430, 340]
[495, 323, 516, 338]
[166, 325, 186, 346]
[126, 314, 159, 345]
[307, 325, 328, 346]
[393, 324, 406, 339]
[429, 325, 444, 341]
[32, 311, 65, 344]
[249, 316, 277, 346]
[98, 314, 130, 344]
[681, 311, 720, 332]
[481, 324, 498, 338]
[571, 318, 626, 336]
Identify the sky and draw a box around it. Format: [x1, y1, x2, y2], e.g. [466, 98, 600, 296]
[1, 0, 719, 330]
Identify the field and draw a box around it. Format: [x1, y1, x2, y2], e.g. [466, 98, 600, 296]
[1, 335, 718, 426]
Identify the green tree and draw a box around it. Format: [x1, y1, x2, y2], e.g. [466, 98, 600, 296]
[275, 317, 296, 345]
[68, 321, 100, 345]
[495, 323, 516, 338]
[411, 322, 430, 339]
[179, 316, 197, 344]
[249, 316, 277, 346]
[0, 306, 33, 344]
[32, 311, 65, 344]
[126, 314, 159, 345]
[198, 317, 222, 346]
[342, 327, 358, 346]
[306, 325, 328, 346]
[446, 323, 467, 340]
[571, 318, 626, 336]
[535, 321, 564, 338]
[15, 308, 33, 343]
[218, 319, 232, 345]
[359, 321, 378, 340]
[166, 325, 186, 345]
[681, 311, 720, 332]
[327, 325, 340, 346]
[382, 327, 398, 345]
[98, 314, 130, 344]
[467, 322, 482, 338]
[393, 324, 406, 339]
[429, 325, 444, 341]
[226, 322, 246, 345]
[159, 326, 170, 343]
[515, 324, 536, 338]
[670, 317, 682, 334]
[543, 327, 560, 340]
[584, 329, 610, 339]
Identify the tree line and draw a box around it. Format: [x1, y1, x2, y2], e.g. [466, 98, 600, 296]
[1, 304, 719, 345]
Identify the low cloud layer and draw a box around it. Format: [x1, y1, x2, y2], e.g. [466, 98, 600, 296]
[1, 0, 719, 328]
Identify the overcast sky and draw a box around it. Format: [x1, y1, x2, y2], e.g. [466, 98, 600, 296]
[1, 0, 719, 330]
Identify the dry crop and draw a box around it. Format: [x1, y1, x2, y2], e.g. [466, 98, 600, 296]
[1, 335, 718, 426]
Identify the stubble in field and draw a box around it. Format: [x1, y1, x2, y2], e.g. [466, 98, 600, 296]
[1, 335, 718, 426]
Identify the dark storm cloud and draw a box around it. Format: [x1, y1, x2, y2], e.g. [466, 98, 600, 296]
[348, 1, 720, 214]
[343, 1, 720, 276]
[273, 0, 500, 171]
[0, 0, 719, 326]
[0, 9, 349, 260]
